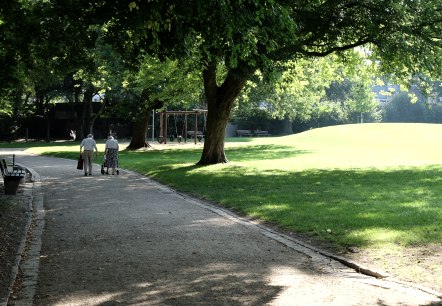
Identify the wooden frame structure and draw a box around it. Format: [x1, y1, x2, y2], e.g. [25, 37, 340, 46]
[158, 109, 208, 144]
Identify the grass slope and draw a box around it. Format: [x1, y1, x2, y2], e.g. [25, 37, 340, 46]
[132, 123, 442, 248]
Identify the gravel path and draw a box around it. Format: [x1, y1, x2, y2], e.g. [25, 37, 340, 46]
[3, 150, 441, 306]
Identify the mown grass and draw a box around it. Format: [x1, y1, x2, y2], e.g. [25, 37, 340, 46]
[7, 123, 442, 252]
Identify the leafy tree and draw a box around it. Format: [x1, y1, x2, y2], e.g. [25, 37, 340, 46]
[28, 1, 111, 139]
[325, 60, 382, 124]
[0, 1, 105, 140]
[0, 0, 37, 94]
[235, 52, 381, 131]
[132, 56, 201, 148]
[233, 57, 339, 134]
[0, 1, 40, 138]
[93, 0, 442, 164]
[100, 52, 201, 150]
[383, 92, 426, 122]
[236, 58, 335, 122]
[344, 86, 380, 123]
[6, 1, 442, 164]
[381, 83, 442, 124]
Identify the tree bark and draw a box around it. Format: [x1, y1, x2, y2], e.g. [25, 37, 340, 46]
[79, 87, 106, 138]
[127, 110, 151, 149]
[127, 98, 163, 150]
[81, 87, 93, 138]
[281, 116, 293, 135]
[198, 63, 253, 165]
[87, 98, 106, 136]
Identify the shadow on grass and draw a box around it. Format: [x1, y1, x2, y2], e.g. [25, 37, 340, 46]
[122, 144, 310, 163]
[151, 165, 442, 249]
[226, 144, 311, 162]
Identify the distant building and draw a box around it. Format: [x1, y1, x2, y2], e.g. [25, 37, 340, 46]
[372, 84, 400, 104]
[92, 94, 105, 102]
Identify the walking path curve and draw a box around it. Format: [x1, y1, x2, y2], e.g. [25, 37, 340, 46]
[2, 150, 441, 305]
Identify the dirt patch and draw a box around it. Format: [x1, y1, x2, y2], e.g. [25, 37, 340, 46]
[346, 244, 442, 294]
[231, 211, 441, 296]
[0, 183, 32, 304]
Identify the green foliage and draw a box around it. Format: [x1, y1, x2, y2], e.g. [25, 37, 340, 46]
[104, 53, 202, 122]
[382, 91, 442, 123]
[97, 0, 442, 83]
[0, 91, 13, 117]
[370, 2, 442, 83]
[135, 55, 201, 107]
[0, 0, 36, 93]
[235, 51, 382, 128]
[304, 100, 350, 129]
[235, 57, 341, 122]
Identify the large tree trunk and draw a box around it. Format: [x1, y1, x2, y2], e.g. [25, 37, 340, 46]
[81, 87, 93, 137]
[87, 98, 106, 136]
[127, 111, 151, 149]
[198, 63, 253, 165]
[281, 116, 293, 135]
[127, 97, 163, 150]
[80, 87, 106, 138]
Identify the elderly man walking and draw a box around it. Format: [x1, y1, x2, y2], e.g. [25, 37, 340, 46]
[80, 134, 98, 176]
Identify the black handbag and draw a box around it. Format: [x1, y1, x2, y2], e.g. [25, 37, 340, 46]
[77, 155, 84, 170]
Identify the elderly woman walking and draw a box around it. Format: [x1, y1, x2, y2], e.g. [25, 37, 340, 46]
[104, 136, 119, 175]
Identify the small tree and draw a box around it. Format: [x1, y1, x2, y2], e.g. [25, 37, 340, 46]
[106, 54, 201, 150]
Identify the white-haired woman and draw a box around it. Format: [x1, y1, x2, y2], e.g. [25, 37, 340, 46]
[104, 135, 119, 175]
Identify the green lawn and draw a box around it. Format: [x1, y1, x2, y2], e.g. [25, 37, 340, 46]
[4, 124, 441, 290]
[10, 123, 442, 251]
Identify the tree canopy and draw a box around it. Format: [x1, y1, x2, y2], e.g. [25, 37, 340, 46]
[234, 51, 382, 131]
[93, 0, 442, 164]
[2, 0, 442, 164]
[100, 0, 442, 74]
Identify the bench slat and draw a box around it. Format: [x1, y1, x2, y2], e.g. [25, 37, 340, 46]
[1, 159, 25, 178]
[236, 130, 253, 137]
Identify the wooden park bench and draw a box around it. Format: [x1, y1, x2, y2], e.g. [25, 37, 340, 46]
[236, 129, 253, 137]
[187, 131, 203, 138]
[253, 130, 271, 137]
[1, 158, 26, 195]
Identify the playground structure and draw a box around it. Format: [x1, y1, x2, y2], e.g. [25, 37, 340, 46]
[157, 109, 208, 144]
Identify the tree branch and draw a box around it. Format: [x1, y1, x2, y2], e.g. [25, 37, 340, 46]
[300, 38, 372, 57]
[202, 61, 218, 103]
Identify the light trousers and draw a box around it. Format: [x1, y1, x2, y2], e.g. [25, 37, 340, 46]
[83, 150, 94, 174]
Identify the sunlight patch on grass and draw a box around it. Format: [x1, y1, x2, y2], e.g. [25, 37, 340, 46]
[348, 228, 404, 247]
